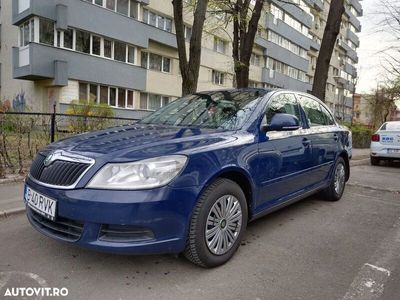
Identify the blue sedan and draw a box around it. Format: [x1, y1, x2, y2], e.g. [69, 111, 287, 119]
[24, 89, 351, 267]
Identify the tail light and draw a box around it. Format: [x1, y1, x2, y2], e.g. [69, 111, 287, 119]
[371, 134, 380, 142]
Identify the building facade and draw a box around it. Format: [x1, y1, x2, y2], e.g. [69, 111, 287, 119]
[0, 0, 362, 120]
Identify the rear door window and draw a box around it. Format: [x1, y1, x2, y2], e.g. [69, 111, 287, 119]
[298, 95, 334, 127]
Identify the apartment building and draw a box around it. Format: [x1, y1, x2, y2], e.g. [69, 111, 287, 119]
[0, 0, 362, 120]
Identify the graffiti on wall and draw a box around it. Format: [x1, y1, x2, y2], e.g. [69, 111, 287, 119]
[12, 90, 29, 111]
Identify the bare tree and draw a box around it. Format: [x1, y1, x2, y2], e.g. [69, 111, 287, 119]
[172, 0, 209, 96]
[207, 0, 266, 88]
[311, 0, 345, 101]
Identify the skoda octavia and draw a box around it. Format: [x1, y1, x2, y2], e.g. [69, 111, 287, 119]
[24, 89, 351, 267]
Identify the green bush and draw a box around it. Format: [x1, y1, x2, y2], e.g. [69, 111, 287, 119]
[65, 100, 115, 132]
[349, 123, 372, 148]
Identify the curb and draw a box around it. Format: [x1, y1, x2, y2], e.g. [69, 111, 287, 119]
[0, 176, 25, 185]
[0, 207, 26, 219]
[350, 158, 370, 167]
[347, 183, 400, 194]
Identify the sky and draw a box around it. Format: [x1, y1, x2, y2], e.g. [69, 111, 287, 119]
[357, 0, 400, 94]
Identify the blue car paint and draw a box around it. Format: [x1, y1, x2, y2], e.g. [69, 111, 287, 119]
[24, 89, 351, 255]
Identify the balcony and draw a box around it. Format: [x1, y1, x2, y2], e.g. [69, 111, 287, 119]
[344, 96, 353, 108]
[13, 43, 146, 90]
[264, 41, 309, 73]
[334, 76, 349, 87]
[346, 28, 360, 47]
[270, 0, 313, 28]
[12, 0, 177, 49]
[262, 68, 312, 93]
[344, 6, 362, 32]
[351, 0, 363, 16]
[344, 62, 357, 77]
[265, 14, 312, 50]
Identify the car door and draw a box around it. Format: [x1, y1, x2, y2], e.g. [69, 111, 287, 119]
[255, 92, 313, 211]
[297, 94, 339, 184]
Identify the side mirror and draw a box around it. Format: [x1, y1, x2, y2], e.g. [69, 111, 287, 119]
[261, 113, 301, 132]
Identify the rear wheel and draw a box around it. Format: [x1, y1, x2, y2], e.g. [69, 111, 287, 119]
[370, 156, 380, 166]
[321, 157, 347, 202]
[184, 178, 248, 268]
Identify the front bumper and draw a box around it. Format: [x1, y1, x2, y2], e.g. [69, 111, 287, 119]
[25, 177, 201, 255]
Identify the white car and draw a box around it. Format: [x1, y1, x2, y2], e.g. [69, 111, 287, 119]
[370, 121, 400, 165]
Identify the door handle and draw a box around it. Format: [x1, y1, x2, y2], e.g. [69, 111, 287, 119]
[302, 138, 311, 146]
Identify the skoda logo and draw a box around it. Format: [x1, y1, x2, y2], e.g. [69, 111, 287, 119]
[43, 153, 54, 167]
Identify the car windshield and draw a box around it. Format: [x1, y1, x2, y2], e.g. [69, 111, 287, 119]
[140, 90, 265, 130]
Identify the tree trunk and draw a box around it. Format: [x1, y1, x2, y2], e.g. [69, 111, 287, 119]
[311, 0, 345, 101]
[232, 0, 265, 89]
[172, 0, 208, 96]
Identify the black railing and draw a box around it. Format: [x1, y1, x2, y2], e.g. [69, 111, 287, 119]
[0, 111, 139, 175]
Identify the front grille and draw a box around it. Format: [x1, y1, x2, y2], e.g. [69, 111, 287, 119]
[30, 153, 90, 187]
[99, 224, 155, 243]
[27, 208, 84, 242]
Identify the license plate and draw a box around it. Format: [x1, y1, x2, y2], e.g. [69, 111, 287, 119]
[388, 149, 400, 153]
[24, 185, 57, 221]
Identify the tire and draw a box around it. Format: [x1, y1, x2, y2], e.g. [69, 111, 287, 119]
[321, 157, 347, 202]
[370, 156, 380, 166]
[184, 178, 248, 268]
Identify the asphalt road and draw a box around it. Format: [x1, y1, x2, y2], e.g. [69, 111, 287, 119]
[0, 164, 399, 300]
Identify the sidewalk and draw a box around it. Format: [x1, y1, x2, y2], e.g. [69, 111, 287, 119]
[0, 149, 371, 218]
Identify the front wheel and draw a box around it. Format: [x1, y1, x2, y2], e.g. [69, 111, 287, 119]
[321, 157, 347, 202]
[184, 178, 248, 268]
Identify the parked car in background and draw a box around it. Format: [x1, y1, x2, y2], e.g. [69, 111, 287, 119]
[24, 89, 351, 268]
[370, 121, 400, 165]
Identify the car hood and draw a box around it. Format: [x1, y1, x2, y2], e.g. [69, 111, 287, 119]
[43, 123, 245, 162]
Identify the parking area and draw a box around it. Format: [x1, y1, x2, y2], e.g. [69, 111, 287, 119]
[0, 164, 399, 300]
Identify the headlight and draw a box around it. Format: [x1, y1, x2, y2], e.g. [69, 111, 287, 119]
[87, 155, 187, 190]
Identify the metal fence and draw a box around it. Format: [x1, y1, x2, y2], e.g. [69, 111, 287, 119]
[0, 111, 139, 176]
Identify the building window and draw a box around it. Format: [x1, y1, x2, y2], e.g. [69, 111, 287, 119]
[212, 70, 224, 85]
[64, 29, 73, 49]
[100, 86, 108, 104]
[39, 18, 54, 46]
[91, 35, 101, 55]
[127, 45, 135, 64]
[214, 37, 226, 54]
[76, 30, 90, 54]
[142, 9, 173, 32]
[141, 52, 171, 73]
[140, 93, 170, 110]
[19, 19, 34, 46]
[118, 88, 126, 107]
[109, 87, 117, 106]
[184, 25, 192, 41]
[106, 0, 116, 10]
[130, 0, 138, 19]
[250, 53, 261, 66]
[104, 38, 113, 58]
[127, 90, 134, 108]
[80, 82, 136, 109]
[117, 0, 129, 16]
[89, 84, 98, 102]
[79, 82, 88, 101]
[114, 41, 126, 62]
[94, 0, 103, 6]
